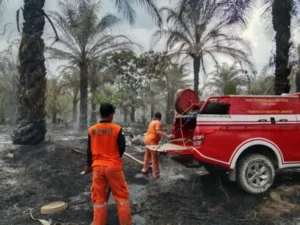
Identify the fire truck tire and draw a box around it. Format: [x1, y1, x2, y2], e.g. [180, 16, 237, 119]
[237, 154, 275, 194]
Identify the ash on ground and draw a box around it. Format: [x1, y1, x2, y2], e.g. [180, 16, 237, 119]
[1, 125, 300, 225]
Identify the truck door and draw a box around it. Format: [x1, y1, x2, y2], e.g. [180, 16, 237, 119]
[275, 98, 300, 163]
[240, 96, 300, 163]
[277, 115, 299, 162]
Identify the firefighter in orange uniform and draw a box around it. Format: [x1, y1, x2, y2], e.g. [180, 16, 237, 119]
[84, 103, 132, 225]
[141, 112, 173, 179]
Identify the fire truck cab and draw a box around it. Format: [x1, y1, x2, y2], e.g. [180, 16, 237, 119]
[167, 89, 300, 194]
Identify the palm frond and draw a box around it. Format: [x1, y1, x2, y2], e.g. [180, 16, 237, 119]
[0, 0, 7, 16]
[135, 0, 162, 26]
[113, 0, 136, 25]
[46, 47, 79, 65]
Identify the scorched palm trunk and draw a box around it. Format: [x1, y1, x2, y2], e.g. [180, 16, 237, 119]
[11, 0, 47, 144]
[0, 100, 5, 124]
[89, 84, 97, 126]
[72, 100, 78, 124]
[272, 0, 292, 95]
[79, 63, 88, 131]
[90, 102, 97, 126]
[193, 56, 200, 94]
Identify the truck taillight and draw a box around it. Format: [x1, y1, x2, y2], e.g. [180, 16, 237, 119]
[193, 130, 215, 146]
[193, 141, 203, 146]
[193, 135, 204, 140]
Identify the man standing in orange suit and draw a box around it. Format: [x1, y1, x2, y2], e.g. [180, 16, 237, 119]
[141, 112, 173, 179]
[85, 103, 132, 225]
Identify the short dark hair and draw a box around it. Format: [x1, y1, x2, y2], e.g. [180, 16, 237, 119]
[100, 103, 115, 117]
[154, 112, 162, 119]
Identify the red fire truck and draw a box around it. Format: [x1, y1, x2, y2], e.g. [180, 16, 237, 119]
[149, 89, 300, 194]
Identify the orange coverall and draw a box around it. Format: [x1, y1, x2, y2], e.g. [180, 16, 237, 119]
[142, 119, 162, 178]
[87, 121, 132, 225]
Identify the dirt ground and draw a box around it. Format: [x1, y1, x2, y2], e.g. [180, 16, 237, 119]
[1, 125, 300, 225]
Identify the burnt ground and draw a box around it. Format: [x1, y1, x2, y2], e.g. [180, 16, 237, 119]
[1, 125, 300, 224]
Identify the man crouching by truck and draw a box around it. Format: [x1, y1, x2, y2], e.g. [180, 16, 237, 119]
[141, 112, 173, 179]
[84, 103, 132, 225]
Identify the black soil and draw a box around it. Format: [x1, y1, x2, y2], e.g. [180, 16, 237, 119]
[1, 125, 300, 225]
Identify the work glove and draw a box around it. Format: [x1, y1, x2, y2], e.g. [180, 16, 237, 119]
[84, 165, 92, 174]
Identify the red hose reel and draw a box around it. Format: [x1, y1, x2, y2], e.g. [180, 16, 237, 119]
[174, 89, 200, 114]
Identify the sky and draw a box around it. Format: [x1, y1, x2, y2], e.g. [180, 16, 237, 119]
[0, 0, 279, 85]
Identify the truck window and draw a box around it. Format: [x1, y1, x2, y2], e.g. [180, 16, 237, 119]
[201, 102, 230, 115]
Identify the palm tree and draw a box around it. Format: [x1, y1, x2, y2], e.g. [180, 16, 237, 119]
[291, 45, 300, 92]
[271, 0, 293, 94]
[153, 0, 253, 94]
[206, 62, 248, 95]
[11, 0, 49, 144]
[48, 0, 135, 131]
[9, 0, 161, 143]
[249, 75, 275, 95]
[213, 0, 298, 95]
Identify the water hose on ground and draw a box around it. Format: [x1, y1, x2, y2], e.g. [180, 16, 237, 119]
[124, 152, 144, 165]
[30, 204, 51, 225]
[30, 202, 74, 225]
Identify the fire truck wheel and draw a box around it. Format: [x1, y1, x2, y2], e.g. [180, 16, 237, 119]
[237, 154, 275, 194]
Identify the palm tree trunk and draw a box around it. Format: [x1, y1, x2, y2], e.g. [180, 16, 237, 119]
[130, 106, 135, 123]
[72, 100, 78, 124]
[123, 107, 128, 123]
[90, 102, 97, 126]
[150, 103, 155, 119]
[166, 91, 175, 124]
[272, 0, 292, 95]
[0, 100, 5, 124]
[142, 107, 146, 125]
[89, 83, 98, 126]
[51, 106, 57, 124]
[11, 0, 47, 144]
[193, 56, 200, 94]
[166, 108, 173, 124]
[79, 63, 88, 131]
[296, 71, 300, 92]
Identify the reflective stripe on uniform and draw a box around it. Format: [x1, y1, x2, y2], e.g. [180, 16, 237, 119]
[116, 200, 130, 205]
[94, 202, 107, 208]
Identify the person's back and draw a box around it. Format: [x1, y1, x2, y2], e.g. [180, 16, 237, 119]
[89, 122, 122, 169]
[144, 119, 162, 145]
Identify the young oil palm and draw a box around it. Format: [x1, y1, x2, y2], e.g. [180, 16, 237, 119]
[48, 0, 135, 131]
[153, 0, 253, 94]
[206, 62, 248, 95]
